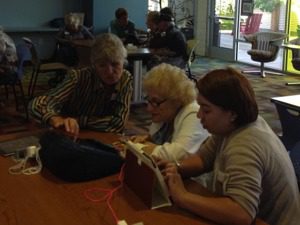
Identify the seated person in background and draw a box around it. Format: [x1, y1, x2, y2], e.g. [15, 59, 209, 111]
[56, 13, 94, 66]
[160, 7, 175, 24]
[110, 8, 138, 45]
[148, 13, 187, 70]
[129, 63, 209, 161]
[29, 33, 133, 137]
[145, 11, 163, 48]
[0, 29, 17, 83]
[57, 13, 94, 40]
[158, 67, 300, 225]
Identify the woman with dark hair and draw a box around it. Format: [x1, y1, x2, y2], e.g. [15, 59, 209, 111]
[158, 67, 300, 225]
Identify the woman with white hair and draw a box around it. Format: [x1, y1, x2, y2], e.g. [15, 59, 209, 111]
[29, 33, 133, 137]
[131, 63, 209, 161]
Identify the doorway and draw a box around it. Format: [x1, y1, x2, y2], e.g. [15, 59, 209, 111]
[208, 0, 237, 61]
[208, 0, 297, 76]
[236, 0, 288, 72]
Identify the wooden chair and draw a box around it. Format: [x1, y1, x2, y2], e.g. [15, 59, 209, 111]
[241, 13, 263, 35]
[24, 37, 69, 98]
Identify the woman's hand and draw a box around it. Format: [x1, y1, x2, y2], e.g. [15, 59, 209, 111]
[129, 135, 149, 143]
[153, 155, 171, 170]
[49, 116, 79, 138]
[164, 163, 188, 206]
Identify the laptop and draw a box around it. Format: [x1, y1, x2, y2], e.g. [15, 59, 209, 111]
[123, 141, 172, 209]
[0, 135, 40, 156]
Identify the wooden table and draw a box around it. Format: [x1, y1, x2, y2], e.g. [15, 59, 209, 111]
[0, 130, 216, 225]
[0, 130, 268, 225]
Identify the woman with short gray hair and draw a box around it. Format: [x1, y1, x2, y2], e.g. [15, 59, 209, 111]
[91, 33, 127, 64]
[29, 33, 133, 137]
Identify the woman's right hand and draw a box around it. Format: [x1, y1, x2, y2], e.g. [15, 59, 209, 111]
[153, 155, 172, 171]
[49, 116, 79, 139]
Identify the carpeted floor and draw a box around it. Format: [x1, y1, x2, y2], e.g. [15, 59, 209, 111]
[1, 56, 300, 136]
[190, 56, 300, 136]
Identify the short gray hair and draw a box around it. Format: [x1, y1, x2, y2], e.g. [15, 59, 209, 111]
[143, 63, 197, 106]
[90, 33, 127, 64]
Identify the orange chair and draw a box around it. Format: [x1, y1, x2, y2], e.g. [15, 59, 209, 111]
[241, 13, 263, 35]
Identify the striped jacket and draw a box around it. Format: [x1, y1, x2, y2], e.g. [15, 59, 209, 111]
[29, 67, 133, 133]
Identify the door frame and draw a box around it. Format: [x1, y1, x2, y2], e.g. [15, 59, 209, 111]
[207, 0, 239, 61]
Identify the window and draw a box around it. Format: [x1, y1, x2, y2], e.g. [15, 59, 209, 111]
[148, 0, 168, 11]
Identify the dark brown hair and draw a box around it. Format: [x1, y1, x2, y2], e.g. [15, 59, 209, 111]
[196, 67, 258, 127]
[115, 8, 128, 19]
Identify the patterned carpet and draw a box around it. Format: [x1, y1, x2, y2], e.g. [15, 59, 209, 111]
[1, 56, 300, 136]
[126, 56, 300, 136]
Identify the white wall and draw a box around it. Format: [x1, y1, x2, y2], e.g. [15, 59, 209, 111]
[194, 0, 209, 55]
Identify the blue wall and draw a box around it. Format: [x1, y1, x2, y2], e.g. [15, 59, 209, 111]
[0, 0, 81, 28]
[93, 0, 148, 34]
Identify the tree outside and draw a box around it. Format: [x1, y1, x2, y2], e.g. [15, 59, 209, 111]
[254, 0, 285, 31]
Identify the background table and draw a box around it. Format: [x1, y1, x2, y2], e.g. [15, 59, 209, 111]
[127, 47, 152, 104]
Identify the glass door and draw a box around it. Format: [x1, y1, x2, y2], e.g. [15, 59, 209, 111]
[208, 0, 237, 61]
[236, 0, 288, 72]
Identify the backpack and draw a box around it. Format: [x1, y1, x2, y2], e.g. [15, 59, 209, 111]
[39, 131, 123, 182]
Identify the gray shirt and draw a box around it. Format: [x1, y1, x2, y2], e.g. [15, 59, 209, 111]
[199, 116, 300, 225]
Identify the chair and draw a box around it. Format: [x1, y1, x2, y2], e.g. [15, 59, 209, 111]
[284, 38, 300, 85]
[186, 39, 199, 82]
[240, 13, 263, 35]
[0, 43, 31, 119]
[289, 141, 300, 189]
[242, 32, 287, 78]
[271, 100, 300, 151]
[24, 37, 69, 98]
[289, 38, 300, 71]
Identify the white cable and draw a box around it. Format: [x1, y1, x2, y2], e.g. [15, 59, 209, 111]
[8, 145, 42, 175]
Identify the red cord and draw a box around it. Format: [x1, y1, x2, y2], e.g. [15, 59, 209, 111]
[84, 164, 125, 224]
